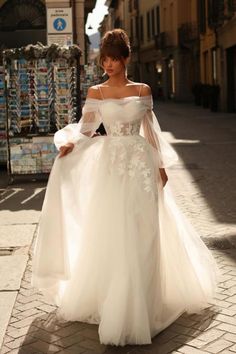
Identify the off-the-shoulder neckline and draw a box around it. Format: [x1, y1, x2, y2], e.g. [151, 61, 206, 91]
[85, 95, 152, 102]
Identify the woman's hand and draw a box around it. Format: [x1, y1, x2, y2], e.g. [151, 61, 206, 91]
[159, 168, 168, 187]
[59, 143, 74, 158]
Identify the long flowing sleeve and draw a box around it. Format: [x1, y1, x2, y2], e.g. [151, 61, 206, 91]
[140, 97, 178, 168]
[54, 99, 102, 150]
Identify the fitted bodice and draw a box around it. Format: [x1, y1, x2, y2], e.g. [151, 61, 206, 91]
[98, 97, 150, 137]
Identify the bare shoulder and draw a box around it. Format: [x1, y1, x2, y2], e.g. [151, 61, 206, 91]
[140, 83, 152, 96]
[87, 85, 101, 99]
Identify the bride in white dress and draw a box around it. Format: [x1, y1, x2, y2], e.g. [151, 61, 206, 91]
[32, 29, 219, 346]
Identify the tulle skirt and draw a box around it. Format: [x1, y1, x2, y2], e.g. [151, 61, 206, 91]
[32, 134, 219, 346]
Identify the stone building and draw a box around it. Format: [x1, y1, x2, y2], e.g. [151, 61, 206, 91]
[199, 0, 236, 112]
[102, 0, 200, 100]
[0, 0, 96, 64]
[101, 0, 236, 111]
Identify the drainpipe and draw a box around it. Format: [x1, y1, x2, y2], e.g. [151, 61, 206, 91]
[71, 0, 77, 44]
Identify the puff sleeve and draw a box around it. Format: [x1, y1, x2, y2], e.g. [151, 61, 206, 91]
[54, 99, 102, 150]
[140, 97, 178, 168]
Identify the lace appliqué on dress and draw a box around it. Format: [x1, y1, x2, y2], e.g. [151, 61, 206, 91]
[105, 121, 141, 137]
[109, 138, 153, 193]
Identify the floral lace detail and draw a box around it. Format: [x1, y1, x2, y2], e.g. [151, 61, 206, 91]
[104, 120, 141, 137]
[108, 137, 154, 193]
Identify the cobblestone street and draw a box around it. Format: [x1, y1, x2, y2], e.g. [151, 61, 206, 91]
[0, 101, 236, 354]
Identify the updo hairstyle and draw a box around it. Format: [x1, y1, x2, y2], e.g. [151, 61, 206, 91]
[99, 29, 131, 66]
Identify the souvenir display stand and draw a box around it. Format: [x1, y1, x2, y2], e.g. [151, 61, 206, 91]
[2, 43, 81, 182]
[80, 63, 100, 103]
[0, 60, 7, 164]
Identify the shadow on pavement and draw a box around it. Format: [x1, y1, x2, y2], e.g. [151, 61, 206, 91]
[0, 164, 47, 211]
[157, 102, 236, 226]
[18, 307, 218, 354]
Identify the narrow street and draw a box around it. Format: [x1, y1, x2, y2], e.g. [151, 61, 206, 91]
[0, 101, 236, 354]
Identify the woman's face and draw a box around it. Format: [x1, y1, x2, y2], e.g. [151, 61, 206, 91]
[102, 56, 128, 76]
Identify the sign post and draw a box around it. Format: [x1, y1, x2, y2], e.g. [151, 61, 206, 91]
[47, 8, 73, 46]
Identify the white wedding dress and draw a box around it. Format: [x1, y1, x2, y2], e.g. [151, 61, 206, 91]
[32, 94, 219, 346]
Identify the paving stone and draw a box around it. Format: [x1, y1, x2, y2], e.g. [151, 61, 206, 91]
[4, 334, 37, 350]
[14, 307, 42, 320]
[79, 338, 105, 351]
[0, 224, 36, 248]
[0, 346, 11, 354]
[177, 345, 209, 354]
[216, 314, 236, 326]
[7, 326, 36, 339]
[78, 328, 100, 341]
[228, 345, 236, 352]
[217, 324, 236, 335]
[174, 335, 205, 349]
[204, 338, 233, 353]
[224, 333, 236, 343]
[30, 328, 61, 344]
[32, 340, 64, 353]
[0, 256, 28, 291]
[57, 346, 85, 354]
[0, 292, 17, 349]
[55, 323, 86, 338]
[196, 328, 225, 344]
[36, 304, 56, 313]
[54, 332, 87, 348]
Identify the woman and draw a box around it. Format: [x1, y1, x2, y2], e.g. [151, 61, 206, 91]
[32, 29, 218, 346]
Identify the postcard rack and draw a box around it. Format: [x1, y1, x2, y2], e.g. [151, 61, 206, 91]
[2, 44, 81, 182]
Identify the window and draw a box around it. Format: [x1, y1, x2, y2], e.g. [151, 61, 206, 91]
[147, 11, 151, 40]
[129, 0, 132, 12]
[228, 0, 236, 12]
[212, 48, 217, 83]
[130, 18, 133, 41]
[140, 15, 144, 42]
[135, 15, 139, 40]
[151, 8, 155, 37]
[198, 0, 206, 34]
[156, 6, 160, 35]
[203, 50, 209, 83]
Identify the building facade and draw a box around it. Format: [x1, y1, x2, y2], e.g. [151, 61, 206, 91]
[0, 0, 96, 64]
[103, 0, 200, 100]
[199, 0, 236, 112]
[101, 0, 236, 111]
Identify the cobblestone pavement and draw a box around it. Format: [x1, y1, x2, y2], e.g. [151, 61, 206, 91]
[1, 102, 236, 354]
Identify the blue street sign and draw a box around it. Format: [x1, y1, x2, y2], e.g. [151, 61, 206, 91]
[53, 18, 66, 31]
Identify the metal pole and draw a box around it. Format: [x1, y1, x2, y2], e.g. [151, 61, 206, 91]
[3, 56, 12, 179]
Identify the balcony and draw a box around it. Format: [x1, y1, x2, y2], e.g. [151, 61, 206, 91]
[154, 32, 174, 50]
[178, 23, 199, 47]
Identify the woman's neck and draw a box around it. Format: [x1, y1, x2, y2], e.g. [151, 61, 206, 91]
[106, 74, 130, 87]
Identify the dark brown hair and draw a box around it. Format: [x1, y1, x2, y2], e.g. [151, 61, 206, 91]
[99, 28, 131, 66]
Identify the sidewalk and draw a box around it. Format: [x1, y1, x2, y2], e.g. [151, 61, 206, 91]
[0, 101, 236, 354]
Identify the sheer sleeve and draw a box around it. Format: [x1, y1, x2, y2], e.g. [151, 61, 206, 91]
[140, 97, 178, 168]
[54, 99, 102, 150]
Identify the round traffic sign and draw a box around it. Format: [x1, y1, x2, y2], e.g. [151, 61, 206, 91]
[53, 18, 67, 31]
